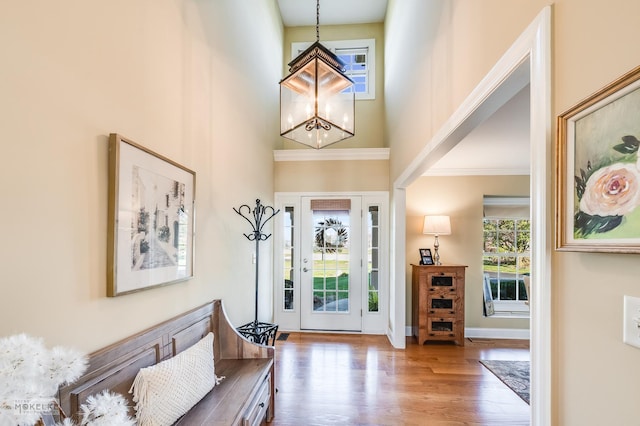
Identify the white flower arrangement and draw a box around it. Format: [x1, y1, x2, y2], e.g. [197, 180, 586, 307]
[75, 391, 135, 426]
[0, 334, 134, 426]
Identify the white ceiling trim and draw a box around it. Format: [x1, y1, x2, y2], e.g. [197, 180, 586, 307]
[277, 0, 388, 27]
[273, 148, 390, 161]
[422, 167, 530, 176]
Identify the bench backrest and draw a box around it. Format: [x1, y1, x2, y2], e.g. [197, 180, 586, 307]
[57, 299, 273, 422]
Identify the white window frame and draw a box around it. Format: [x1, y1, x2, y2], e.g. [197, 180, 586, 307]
[482, 196, 531, 317]
[291, 39, 376, 100]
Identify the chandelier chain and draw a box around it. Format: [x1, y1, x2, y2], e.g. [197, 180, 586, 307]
[316, 0, 320, 42]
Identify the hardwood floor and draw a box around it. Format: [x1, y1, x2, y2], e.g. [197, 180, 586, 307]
[271, 333, 530, 426]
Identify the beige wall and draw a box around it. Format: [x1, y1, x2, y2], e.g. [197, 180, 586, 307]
[386, 0, 640, 424]
[275, 160, 389, 192]
[406, 175, 530, 330]
[0, 0, 283, 352]
[5, 0, 640, 423]
[282, 23, 385, 149]
[385, 0, 546, 180]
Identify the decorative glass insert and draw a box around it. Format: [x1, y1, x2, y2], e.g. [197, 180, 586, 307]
[430, 299, 453, 310]
[431, 276, 453, 287]
[431, 320, 454, 332]
[312, 207, 350, 313]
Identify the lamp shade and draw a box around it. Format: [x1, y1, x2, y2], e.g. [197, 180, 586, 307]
[423, 215, 451, 236]
[280, 42, 355, 149]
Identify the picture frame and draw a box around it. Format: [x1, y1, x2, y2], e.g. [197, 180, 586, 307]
[557, 65, 640, 253]
[107, 134, 196, 296]
[482, 273, 495, 316]
[419, 248, 434, 265]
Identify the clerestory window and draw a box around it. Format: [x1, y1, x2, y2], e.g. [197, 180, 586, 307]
[291, 39, 376, 100]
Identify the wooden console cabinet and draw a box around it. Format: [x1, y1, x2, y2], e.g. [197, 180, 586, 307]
[411, 264, 467, 345]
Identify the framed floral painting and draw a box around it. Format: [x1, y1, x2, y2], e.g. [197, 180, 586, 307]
[557, 65, 640, 252]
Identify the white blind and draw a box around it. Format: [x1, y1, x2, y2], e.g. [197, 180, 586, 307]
[310, 199, 351, 211]
[483, 196, 530, 219]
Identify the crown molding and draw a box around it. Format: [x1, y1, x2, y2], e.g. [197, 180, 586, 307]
[422, 167, 530, 176]
[273, 148, 390, 162]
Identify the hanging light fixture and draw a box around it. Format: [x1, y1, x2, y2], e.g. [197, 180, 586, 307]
[279, 0, 355, 149]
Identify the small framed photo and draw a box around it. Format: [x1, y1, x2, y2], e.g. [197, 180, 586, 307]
[419, 248, 434, 265]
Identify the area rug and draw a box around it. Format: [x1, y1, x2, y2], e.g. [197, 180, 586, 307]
[479, 360, 530, 404]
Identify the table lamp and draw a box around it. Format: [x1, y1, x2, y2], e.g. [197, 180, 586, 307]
[423, 215, 451, 265]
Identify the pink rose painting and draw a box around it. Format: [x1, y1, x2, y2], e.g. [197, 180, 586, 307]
[574, 135, 640, 237]
[557, 66, 640, 251]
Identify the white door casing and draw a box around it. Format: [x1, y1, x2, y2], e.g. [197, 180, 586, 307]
[274, 192, 388, 334]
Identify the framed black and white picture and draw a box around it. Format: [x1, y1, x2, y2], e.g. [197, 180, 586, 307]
[107, 133, 196, 296]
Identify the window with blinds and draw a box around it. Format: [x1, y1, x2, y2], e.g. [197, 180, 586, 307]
[482, 196, 531, 314]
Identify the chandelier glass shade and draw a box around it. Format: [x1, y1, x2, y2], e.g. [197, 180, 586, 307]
[279, 3, 355, 149]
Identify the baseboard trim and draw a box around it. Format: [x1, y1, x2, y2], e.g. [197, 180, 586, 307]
[466, 327, 530, 340]
[405, 326, 530, 340]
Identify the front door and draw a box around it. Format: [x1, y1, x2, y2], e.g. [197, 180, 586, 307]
[300, 197, 362, 331]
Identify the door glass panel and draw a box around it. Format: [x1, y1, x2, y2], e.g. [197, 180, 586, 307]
[283, 206, 294, 310]
[312, 209, 350, 312]
[368, 206, 379, 312]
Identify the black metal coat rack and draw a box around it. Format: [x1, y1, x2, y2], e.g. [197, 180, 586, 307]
[233, 199, 279, 346]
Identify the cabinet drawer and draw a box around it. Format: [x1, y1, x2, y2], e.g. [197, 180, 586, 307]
[427, 317, 457, 338]
[427, 295, 456, 316]
[242, 375, 270, 426]
[427, 273, 458, 293]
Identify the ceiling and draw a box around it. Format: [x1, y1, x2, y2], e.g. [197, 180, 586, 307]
[424, 85, 530, 176]
[277, 0, 388, 27]
[276, 1, 531, 176]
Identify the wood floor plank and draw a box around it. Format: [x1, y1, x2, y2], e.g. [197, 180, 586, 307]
[271, 333, 530, 425]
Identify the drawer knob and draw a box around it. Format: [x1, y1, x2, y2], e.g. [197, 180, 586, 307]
[259, 402, 265, 408]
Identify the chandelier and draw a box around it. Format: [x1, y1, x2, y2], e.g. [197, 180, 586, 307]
[279, 0, 355, 149]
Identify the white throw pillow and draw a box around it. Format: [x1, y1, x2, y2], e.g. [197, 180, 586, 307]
[129, 332, 222, 426]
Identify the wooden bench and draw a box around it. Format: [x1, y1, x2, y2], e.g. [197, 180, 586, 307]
[58, 300, 275, 425]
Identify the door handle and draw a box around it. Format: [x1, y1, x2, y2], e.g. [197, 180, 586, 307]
[303, 267, 309, 272]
